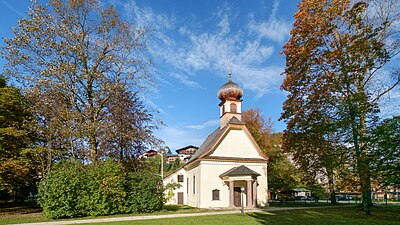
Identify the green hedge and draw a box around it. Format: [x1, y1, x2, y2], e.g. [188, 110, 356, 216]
[125, 172, 163, 213]
[38, 159, 163, 219]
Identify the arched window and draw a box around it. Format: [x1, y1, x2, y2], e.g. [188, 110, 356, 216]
[222, 104, 225, 114]
[212, 189, 220, 200]
[230, 103, 237, 113]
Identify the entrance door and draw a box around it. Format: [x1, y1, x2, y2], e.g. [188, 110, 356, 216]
[177, 192, 184, 204]
[234, 187, 242, 207]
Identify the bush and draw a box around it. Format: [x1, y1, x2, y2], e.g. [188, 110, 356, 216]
[84, 159, 126, 216]
[38, 160, 86, 219]
[125, 171, 163, 213]
[38, 159, 164, 219]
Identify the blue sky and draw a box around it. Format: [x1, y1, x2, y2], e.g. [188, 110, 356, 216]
[0, 0, 300, 150]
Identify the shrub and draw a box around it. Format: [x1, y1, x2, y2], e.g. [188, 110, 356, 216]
[38, 159, 164, 219]
[38, 160, 86, 219]
[84, 159, 126, 216]
[125, 171, 163, 213]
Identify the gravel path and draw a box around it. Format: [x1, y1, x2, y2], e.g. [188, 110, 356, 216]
[13, 207, 326, 225]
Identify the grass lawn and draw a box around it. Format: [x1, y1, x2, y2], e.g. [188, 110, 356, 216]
[0, 204, 210, 225]
[1, 204, 399, 225]
[84, 206, 400, 225]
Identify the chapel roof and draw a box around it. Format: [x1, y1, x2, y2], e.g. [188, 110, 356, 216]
[219, 165, 261, 178]
[186, 116, 251, 164]
[186, 126, 226, 164]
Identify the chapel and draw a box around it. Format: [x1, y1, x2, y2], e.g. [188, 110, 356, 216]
[163, 73, 269, 208]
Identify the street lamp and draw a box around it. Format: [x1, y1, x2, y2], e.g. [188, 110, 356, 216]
[241, 186, 245, 215]
[160, 149, 164, 179]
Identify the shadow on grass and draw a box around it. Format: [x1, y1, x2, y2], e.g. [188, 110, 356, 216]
[248, 205, 400, 225]
[162, 205, 198, 212]
[0, 203, 42, 215]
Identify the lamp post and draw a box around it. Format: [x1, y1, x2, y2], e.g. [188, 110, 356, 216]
[241, 186, 245, 215]
[160, 149, 164, 179]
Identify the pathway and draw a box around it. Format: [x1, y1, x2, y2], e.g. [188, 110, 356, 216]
[14, 207, 326, 225]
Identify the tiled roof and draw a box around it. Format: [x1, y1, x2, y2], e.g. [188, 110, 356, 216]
[219, 165, 261, 177]
[185, 116, 265, 166]
[186, 126, 227, 164]
[175, 145, 199, 152]
[229, 116, 244, 125]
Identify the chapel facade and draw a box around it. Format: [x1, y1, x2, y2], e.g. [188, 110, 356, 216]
[163, 74, 269, 208]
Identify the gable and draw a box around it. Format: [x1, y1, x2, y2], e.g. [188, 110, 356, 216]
[210, 128, 265, 159]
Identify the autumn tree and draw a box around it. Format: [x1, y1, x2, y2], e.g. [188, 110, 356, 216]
[0, 75, 39, 201]
[281, 0, 400, 214]
[101, 88, 161, 164]
[1, 0, 158, 162]
[242, 109, 299, 194]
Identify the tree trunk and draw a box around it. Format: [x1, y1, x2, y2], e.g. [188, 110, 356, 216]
[328, 171, 337, 204]
[359, 109, 372, 214]
[89, 133, 98, 162]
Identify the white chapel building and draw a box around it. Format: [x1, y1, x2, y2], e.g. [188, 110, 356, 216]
[163, 75, 269, 208]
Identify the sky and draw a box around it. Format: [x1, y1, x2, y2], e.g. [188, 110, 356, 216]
[0, 0, 299, 151]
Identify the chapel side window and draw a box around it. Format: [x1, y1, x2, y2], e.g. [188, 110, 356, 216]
[178, 175, 184, 182]
[193, 176, 195, 195]
[212, 189, 220, 201]
[230, 103, 237, 113]
[187, 178, 189, 194]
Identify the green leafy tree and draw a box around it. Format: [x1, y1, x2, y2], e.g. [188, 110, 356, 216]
[0, 76, 39, 201]
[281, 0, 400, 214]
[1, 0, 156, 162]
[370, 116, 400, 187]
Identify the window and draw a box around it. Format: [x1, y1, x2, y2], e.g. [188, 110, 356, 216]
[193, 176, 196, 195]
[222, 104, 225, 114]
[230, 103, 237, 113]
[178, 175, 184, 183]
[187, 178, 189, 194]
[212, 189, 220, 200]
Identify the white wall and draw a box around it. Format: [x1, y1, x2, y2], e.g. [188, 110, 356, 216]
[163, 168, 187, 205]
[198, 161, 268, 208]
[211, 129, 264, 159]
[186, 165, 201, 207]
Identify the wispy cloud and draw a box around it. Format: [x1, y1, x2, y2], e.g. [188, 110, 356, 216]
[120, 0, 289, 97]
[0, 0, 25, 17]
[170, 73, 201, 89]
[248, 0, 292, 44]
[185, 119, 220, 130]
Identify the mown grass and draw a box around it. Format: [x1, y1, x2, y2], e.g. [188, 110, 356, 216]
[0, 204, 210, 225]
[83, 205, 400, 225]
[1, 204, 399, 225]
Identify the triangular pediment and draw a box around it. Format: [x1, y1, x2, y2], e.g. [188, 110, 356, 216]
[209, 126, 266, 160]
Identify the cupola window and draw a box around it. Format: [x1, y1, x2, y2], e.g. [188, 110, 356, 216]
[230, 103, 237, 113]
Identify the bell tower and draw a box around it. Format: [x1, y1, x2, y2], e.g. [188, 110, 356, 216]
[217, 72, 243, 129]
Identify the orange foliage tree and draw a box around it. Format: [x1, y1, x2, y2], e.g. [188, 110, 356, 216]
[280, 0, 399, 214]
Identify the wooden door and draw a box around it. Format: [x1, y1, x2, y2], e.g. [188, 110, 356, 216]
[234, 187, 241, 207]
[177, 192, 184, 205]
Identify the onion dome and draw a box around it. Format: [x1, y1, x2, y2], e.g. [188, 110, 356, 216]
[217, 73, 243, 101]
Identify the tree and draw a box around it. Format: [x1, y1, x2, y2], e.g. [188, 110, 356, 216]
[242, 109, 299, 195]
[0, 75, 38, 201]
[101, 88, 161, 165]
[281, 0, 400, 214]
[370, 116, 400, 187]
[1, 0, 156, 163]
[242, 109, 273, 153]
